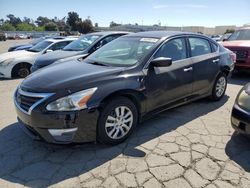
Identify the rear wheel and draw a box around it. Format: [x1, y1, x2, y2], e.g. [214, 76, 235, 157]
[210, 73, 227, 101]
[12, 63, 31, 78]
[97, 97, 138, 145]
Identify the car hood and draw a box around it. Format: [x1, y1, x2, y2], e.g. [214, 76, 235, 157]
[0, 50, 37, 61]
[21, 59, 125, 93]
[222, 40, 250, 48]
[35, 50, 81, 67]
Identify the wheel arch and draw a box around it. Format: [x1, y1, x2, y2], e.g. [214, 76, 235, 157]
[99, 89, 146, 120]
[11, 62, 32, 78]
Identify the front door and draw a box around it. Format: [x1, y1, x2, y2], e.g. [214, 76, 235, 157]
[144, 37, 193, 112]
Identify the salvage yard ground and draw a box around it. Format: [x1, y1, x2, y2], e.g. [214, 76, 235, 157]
[0, 40, 250, 187]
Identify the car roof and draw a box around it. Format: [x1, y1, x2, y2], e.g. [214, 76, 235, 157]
[84, 31, 131, 36]
[44, 37, 78, 43]
[123, 31, 205, 39]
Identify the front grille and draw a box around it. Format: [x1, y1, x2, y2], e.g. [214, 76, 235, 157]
[16, 92, 42, 112]
[15, 88, 53, 115]
[229, 49, 249, 60]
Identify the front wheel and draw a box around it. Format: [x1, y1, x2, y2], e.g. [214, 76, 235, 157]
[97, 97, 138, 145]
[210, 73, 227, 101]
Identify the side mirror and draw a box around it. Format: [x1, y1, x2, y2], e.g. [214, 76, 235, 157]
[45, 49, 53, 53]
[151, 57, 172, 67]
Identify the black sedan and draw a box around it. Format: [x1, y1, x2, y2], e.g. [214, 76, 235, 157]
[231, 83, 250, 134]
[31, 31, 130, 72]
[14, 31, 235, 145]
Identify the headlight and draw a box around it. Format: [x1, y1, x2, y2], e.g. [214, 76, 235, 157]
[0, 58, 14, 66]
[46, 87, 97, 111]
[237, 86, 250, 111]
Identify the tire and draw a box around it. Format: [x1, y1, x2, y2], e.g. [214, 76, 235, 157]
[210, 73, 227, 101]
[97, 97, 138, 145]
[12, 63, 31, 78]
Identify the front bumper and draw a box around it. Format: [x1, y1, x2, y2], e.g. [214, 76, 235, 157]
[15, 100, 99, 144]
[231, 104, 250, 134]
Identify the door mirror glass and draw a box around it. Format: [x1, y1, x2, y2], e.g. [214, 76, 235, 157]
[151, 57, 172, 67]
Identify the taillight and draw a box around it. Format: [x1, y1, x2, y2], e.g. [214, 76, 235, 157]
[230, 52, 236, 63]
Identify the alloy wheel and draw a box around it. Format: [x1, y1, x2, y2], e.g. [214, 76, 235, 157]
[215, 76, 226, 97]
[105, 106, 133, 140]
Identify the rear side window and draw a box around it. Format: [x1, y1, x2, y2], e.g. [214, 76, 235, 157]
[154, 38, 187, 61]
[211, 42, 218, 52]
[188, 37, 211, 57]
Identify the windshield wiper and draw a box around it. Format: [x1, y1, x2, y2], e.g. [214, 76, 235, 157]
[27, 49, 39, 52]
[90, 61, 108, 66]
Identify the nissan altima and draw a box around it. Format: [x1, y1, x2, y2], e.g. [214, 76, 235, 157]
[14, 31, 235, 144]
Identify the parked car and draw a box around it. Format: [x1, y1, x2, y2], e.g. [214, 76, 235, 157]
[0, 37, 77, 78]
[231, 83, 250, 135]
[222, 28, 250, 72]
[14, 31, 235, 144]
[221, 33, 232, 41]
[8, 36, 66, 52]
[31, 31, 130, 72]
[211, 35, 222, 42]
[0, 32, 6, 41]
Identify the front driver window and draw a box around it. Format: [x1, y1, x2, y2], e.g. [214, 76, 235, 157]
[154, 38, 187, 61]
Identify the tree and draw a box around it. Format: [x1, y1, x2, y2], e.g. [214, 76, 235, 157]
[34, 26, 45, 31]
[110, 21, 121, 28]
[0, 23, 16, 31]
[16, 23, 34, 31]
[225, 29, 235, 34]
[67, 12, 81, 31]
[6, 14, 21, 27]
[76, 19, 94, 34]
[44, 22, 58, 31]
[94, 23, 98, 27]
[36, 16, 51, 27]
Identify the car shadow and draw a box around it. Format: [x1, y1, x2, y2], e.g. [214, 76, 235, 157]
[0, 96, 229, 187]
[229, 72, 250, 86]
[225, 132, 250, 172]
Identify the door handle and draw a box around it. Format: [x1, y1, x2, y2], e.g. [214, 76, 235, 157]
[212, 59, 220, 63]
[183, 67, 193, 72]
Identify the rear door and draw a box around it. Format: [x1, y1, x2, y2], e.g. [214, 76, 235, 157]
[187, 37, 220, 95]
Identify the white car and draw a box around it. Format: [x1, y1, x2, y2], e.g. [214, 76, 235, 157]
[0, 37, 77, 78]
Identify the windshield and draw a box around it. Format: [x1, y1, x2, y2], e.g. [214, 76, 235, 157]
[86, 37, 159, 67]
[27, 40, 53, 52]
[29, 37, 45, 45]
[63, 34, 101, 51]
[228, 29, 250, 41]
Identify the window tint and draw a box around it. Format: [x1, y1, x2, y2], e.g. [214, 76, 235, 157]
[49, 41, 72, 51]
[95, 35, 122, 50]
[189, 37, 211, 57]
[154, 38, 187, 61]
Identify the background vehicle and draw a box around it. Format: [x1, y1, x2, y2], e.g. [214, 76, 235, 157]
[231, 83, 250, 135]
[8, 36, 66, 52]
[0, 37, 77, 78]
[221, 33, 232, 41]
[0, 32, 6, 41]
[211, 35, 222, 41]
[15, 31, 234, 145]
[222, 27, 250, 72]
[31, 31, 130, 72]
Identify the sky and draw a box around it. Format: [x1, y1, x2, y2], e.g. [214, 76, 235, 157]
[0, 0, 249, 27]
